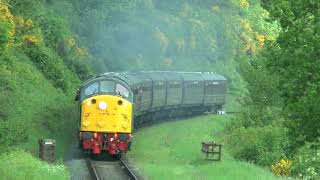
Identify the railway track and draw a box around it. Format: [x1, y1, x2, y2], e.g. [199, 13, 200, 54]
[86, 158, 138, 180]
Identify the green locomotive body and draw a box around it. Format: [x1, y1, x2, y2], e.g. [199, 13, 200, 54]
[100, 71, 227, 128]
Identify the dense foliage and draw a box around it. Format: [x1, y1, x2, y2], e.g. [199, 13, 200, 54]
[0, 0, 93, 154]
[0, 0, 319, 179]
[226, 0, 320, 179]
[226, 126, 289, 166]
[50, 0, 278, 91]
[262, 1, 320, 178]
[67, 0, 237, 72]
[0, 0, 275, 153]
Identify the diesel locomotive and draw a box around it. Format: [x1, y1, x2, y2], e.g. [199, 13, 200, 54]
[75, 71, 227, 157]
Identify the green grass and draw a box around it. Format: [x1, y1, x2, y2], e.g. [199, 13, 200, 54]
[128, 115, 286, 180]
[18, 113, 76, 159]
[0, 150, 69, 180]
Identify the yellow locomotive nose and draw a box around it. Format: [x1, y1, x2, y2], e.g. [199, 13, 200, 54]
[80, 95, 132, 133]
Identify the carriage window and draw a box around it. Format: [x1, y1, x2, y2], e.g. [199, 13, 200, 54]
[100, 81, 115, 93]
[84, 82, 99, 96]
[116, 83, 129, 98]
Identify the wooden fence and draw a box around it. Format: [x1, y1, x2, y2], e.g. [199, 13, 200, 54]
[201, 142, 222, 161]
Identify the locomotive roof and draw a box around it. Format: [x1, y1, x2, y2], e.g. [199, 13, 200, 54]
[80, 71, 226, 88]
[179, 72, 203, 81]
[201, 72, 227, 81]
[142, 72, 167, 81]
[156, 71, 182, 82]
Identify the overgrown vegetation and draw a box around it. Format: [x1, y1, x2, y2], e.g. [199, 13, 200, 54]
[0, 0, 92, 156]
[0, 0, 270, 153]
[0, 0, 319, 179]
[49, 0, 280, 92]
[225, 0, 320, 179]
[0, 1, 89, 177]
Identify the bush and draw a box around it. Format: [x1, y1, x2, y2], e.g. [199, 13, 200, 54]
[0, 56, 29, 152]
[0, 52, 78, 155]
[0, 0, 84, 158]
[41, 104, 78, 134]
[226, 125, 289, 166]
[0, 150, 69, 180]
[0, 3, 14, 52]
[0, 20, 13, 51]
[291, 142, 320, 179]
[271, 159, 292, 177]
[23, 46, 78, 93]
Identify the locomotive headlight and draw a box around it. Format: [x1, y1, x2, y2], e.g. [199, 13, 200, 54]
[98, 101, 107, 110]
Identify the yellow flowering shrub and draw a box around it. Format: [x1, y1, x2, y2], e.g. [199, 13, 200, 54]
[233, 0, 249, 8]
[0, 1, 15, 49]
[0, 2, 14, 24]
[239, 19, 269, 54]
[23, 35, 43, 46]
[255, 33, 266, 48]
[13, 16, 43, 47]
[14, 16, 34, 34]
[271, 159, 292, 177]
[0, 3, 41, 48]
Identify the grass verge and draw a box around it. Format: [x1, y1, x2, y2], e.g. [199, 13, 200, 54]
[128, 115, 286, 180]
[0, 150, 69, 180]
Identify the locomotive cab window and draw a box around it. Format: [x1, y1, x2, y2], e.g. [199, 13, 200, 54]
[116, 83, 129, 98]
[84, 82, 99, 97]
[81, 79, 133, 101]
[100, 80, 115, 93]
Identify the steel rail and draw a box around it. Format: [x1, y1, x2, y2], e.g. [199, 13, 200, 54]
[86, 158, 100, 180]
[120, 158, 138, 180]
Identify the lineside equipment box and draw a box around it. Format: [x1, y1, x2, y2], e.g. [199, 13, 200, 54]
[39, 139, 56, 162]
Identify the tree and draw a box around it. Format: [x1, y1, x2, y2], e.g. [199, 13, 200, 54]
[261, 0, 320, 146]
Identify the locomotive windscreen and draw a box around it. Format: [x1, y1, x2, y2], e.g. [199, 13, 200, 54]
[80, 79, 132, 101]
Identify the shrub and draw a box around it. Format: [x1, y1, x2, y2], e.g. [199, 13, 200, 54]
[226, 125, 289, 166]
[271, 159, 292, 177]
[291, 142, 320, 179]
[41, 104, 78, 134]
[23, 45, 78, 93]
[23, 35, 43, 46]
[0, 2, 14, 51]
[0, 56, 29, 152]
